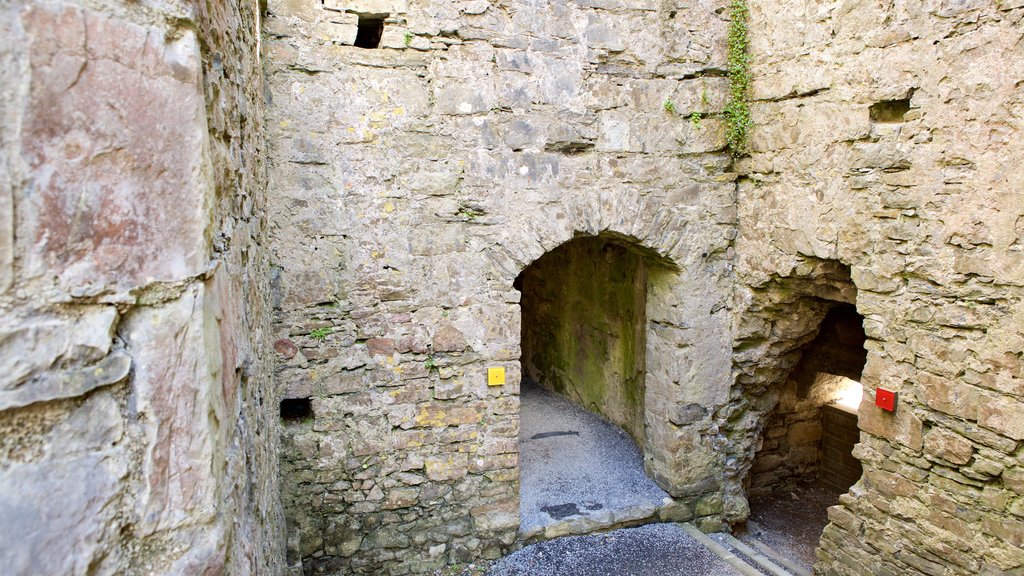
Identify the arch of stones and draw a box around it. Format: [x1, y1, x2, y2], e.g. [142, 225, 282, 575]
[0, 0, 1021, 575]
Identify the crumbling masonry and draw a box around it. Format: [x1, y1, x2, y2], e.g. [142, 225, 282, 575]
[1, 0, 1022, 575]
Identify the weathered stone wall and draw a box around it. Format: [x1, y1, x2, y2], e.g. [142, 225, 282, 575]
[737, 1, 1024, 574]
[0, 1, 284, 574]
[518, 236, 648, 448]
[264, 0, 738, 572]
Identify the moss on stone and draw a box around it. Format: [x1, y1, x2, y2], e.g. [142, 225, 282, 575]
[519, 236, 648, 448]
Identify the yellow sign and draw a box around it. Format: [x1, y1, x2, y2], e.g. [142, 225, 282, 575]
[487, 367, 506, 387]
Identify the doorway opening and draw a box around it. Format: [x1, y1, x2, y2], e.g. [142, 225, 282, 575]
[514, 235, 669, 540]
[744, 302, 867, 571]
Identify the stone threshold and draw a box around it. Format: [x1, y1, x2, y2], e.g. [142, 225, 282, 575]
[518, 498, 696, 544]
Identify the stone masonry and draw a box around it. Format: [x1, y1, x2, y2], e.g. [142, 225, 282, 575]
[737, 1, 1024, 575]
[0, 0, 1021, 576]
[265, 0, 737, 572]
[0, 0, 284, 574]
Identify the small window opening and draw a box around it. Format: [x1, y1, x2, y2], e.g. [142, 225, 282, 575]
[869, 98, 912, 123]
[280, 398, 313, 423]
[354, 15, 386, 49]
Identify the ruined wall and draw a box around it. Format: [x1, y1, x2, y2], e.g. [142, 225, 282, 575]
[0, 0, 284, 573]
[518, 236, 648, 448]
[265, 0, 738, 573]
[735, 1, 1024, 574]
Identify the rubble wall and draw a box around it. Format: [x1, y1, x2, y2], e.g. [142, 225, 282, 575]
[736, 1, 1024, 574]
[264, 0, 738, 572]
[0, 0, 285, 573]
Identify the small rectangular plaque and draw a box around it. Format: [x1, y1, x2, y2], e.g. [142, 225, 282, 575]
[487, 367, 505, 387]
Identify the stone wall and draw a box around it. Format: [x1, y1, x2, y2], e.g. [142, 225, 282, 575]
[518, 236, 649, 448]
[264, 0, 738, 572]
[0, 0, 284, 574]
[738, 1, 1024, 574]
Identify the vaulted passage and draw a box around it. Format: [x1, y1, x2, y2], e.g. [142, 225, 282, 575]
[745, 302, 868, 570]
[515, 235, 669, 537]
[516, 236, 648, 448]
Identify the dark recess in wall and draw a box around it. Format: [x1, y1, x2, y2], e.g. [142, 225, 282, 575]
[354, 15, 385, 48]
[869, 98, 912, 123]
[280, 398, 313, 422]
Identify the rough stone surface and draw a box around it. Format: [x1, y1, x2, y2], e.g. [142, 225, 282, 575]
[265, 0, 735, 573]
[266, 0, 1024, 574]
[0, 0, 284, 574]
[0, 0, 1020, 574]
[739, 2, 1024, 575]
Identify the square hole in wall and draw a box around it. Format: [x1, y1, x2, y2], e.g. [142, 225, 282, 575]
[869, 98, 912, 123]
[280, 398, 313, 423]
[354, 15, 386, 49]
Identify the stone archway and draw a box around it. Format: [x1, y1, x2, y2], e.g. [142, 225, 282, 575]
[512, 232, 677, 538]
[485, 187, 738, 536]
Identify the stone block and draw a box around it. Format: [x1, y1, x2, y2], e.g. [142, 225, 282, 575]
[382, 487, 419, 510]
[414, 402, 484, 428]
[978, 396, 1024, 441]
[270, 0, 321, 21]
[19, 5, 210, 293]
[432, 324, 468, 352]
[317, 16, 359, 46]
[424, 453, 469, 481]
[120, 284, 219, 535]
[0, 306, 117, 400]
[470, 498, 518, 532]
[324, 0, 408, 14]
[0, 450, 127, 575]
[924, 428, 974, 465]
[919, 371, 980, 420]
[858, 395, 923, 452]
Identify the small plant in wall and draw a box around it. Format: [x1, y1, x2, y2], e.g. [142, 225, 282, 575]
[424, 354, 437, 370]
[403, 31, 413, 47]
[663, 99, 677, 114]
[725, 0, 753, 156]
[689, 111, 702, 130]
[309, 326, 333, 342]
[456, 203, 485, 221]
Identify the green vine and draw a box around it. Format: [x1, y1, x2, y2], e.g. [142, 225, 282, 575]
[725, 0, 752, 157]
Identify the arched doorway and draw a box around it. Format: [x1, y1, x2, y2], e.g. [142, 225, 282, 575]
[744, 299, 868, 571]
[513, 234, 672, 538]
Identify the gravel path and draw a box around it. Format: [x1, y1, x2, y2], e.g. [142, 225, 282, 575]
[518, 379, 670, 534]
[487, 523, 744, 576]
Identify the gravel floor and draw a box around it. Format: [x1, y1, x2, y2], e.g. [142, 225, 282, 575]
[487, 523, 744, 576]
[743, 481, 844, 571]
[518, 380, 670, 534]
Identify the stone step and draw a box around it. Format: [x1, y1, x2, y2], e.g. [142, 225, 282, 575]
[679, 523, 767, 576]
[743, 520, 814, 576]
[710, 531, 798, 576]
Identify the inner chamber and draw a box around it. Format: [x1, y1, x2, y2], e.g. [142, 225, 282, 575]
[744, 302, 868, 571]
[516, 236, 648, 449]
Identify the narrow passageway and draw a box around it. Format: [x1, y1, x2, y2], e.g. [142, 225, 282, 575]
[743, 300, 868, 575]
[518, 379, 669, 537]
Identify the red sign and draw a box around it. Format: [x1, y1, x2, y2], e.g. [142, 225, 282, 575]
[876, 388, 897, 412]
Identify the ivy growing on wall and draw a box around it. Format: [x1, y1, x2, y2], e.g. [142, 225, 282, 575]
[725, 0, 751, 156]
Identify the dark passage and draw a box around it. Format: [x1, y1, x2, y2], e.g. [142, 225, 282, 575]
[516, 235, 648, 448]
[354, 15, 385, 49]
[745, 302, 868, 572]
